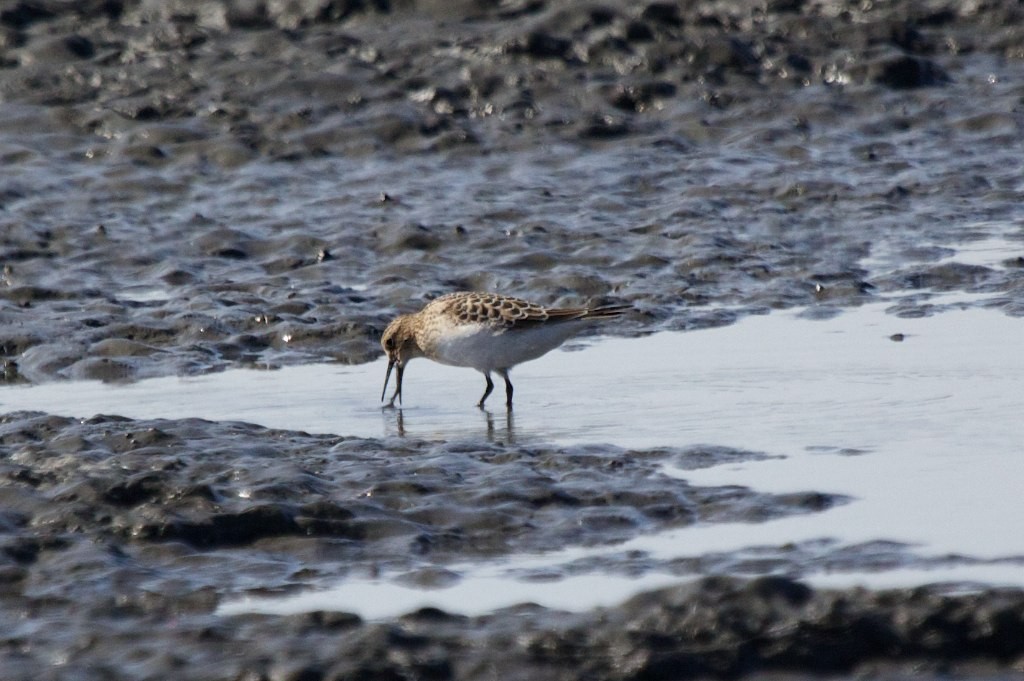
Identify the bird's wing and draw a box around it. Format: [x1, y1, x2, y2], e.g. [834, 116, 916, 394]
[434, 292, 629, 329]
[435, 292, 552, 328]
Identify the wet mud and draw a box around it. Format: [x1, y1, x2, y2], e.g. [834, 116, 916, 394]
[3, 0, 1024, 678]
[2, 0, 1024, 383]
[3, 412, 1022, 680]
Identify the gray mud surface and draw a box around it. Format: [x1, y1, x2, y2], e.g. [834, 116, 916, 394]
[2, 412, 1022, 680]
[3, 0, 1024, 678]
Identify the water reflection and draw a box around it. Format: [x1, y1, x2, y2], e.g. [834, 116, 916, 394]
[381, 406, 405, 437]
[480, 407, 516, 444]
[380, 406, 516, 443]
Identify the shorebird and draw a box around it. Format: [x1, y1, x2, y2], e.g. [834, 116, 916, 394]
[380, 292, 629, 408]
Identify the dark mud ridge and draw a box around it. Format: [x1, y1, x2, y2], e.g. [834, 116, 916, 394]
[16, 577, 1024, 681]
[1, 412, 1022, 680]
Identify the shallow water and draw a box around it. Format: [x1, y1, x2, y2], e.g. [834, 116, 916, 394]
[7, 293, 1024, 618]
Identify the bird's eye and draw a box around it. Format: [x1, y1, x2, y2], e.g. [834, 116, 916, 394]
[384, 338, 395, 350]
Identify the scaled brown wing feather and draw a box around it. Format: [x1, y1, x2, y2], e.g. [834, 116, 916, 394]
[444, 293, 548, 327]
[512, 303, 631, 327]
[442, 292, 629, 329]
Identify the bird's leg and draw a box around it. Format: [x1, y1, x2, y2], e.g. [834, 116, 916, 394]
[498, 369, 513, 408]
[478, 372, 494, 408]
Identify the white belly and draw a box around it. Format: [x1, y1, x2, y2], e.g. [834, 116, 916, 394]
[427, 322, 579, 372]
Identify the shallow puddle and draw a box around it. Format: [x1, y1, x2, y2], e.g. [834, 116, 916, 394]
[5, 295, 1024, 618]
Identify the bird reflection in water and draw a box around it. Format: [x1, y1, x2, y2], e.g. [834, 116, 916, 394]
[380, 407, 516, 443]
[480, 406, 516, 444]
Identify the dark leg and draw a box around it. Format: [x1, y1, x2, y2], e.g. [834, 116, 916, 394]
[498, 369, 513, 408]
[478, 372, 494, 407]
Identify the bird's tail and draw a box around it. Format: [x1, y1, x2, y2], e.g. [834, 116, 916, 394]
[581, 303, 632, 320]
[542, 303, 631, 322]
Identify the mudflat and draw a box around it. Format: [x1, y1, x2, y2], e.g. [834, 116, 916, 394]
[2, 1, 1024, 679]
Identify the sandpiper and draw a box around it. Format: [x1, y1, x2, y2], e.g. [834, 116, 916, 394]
[380, 292, 630, 408]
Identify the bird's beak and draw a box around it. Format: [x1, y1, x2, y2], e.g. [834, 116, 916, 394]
[381, 359, 394, 402]
[381, 358, 404, 405]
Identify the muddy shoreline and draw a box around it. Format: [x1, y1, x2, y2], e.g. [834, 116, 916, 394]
[2, 0, 1023, 384]
[3, 0, 1024, 678]
[3, 412, 1024, 680]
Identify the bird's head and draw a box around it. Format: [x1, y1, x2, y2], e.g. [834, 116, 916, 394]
[380, 315, 423, 405]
